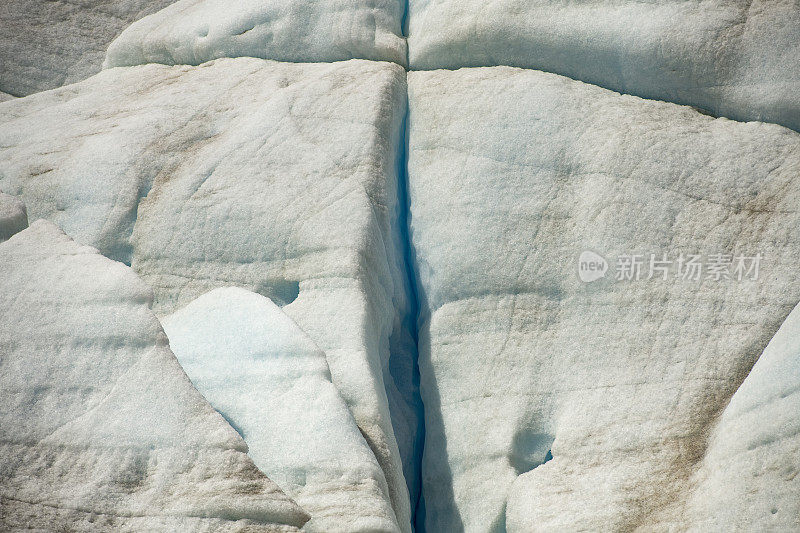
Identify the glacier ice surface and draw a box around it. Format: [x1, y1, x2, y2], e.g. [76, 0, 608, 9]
[407, 0, 800, 131]
[0, 220, 309, 532]
[0, 0, 175, 96]
[104, 0, 407, 69]
[2, 2, 798, 527]
[0, 57, 416, 532]
[407, 66, 800, 532]
[680, 300, 800, 531]
[0, 191, 27, 242]
[162, 287, 401, 533]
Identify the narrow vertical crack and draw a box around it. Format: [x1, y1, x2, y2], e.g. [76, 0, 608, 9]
[394, 97, 427, 532]
[395, 2, 427, 530]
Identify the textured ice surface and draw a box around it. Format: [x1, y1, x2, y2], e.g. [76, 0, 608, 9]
[407, 66, 800, 532]
[105, 0, 407, 69]
[162, 287, 400, 533]
[0, 58, 415, 532]
[0, 192, 27, 241]
[0, 0, 175, 96]
[0, 91, 15, 102]
[407, 0, 800, 131]
[0, 220, 308, 532]
[680, 301, 800, 531]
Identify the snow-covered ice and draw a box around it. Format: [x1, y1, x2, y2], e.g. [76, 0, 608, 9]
[0, 191, 27, 241]
[162, 287, 401, 532]
[3, 2, 798, 527]
[407, 0, 800, 131]
[0, 58, 416, 532]
[680, 301, 800, 531]
[0, 60, 265, 265]
[0, 0, 175, 96]
[0, 220, 309, 532]
[407, 66, 800, 532]
[104, 0, 407, 69]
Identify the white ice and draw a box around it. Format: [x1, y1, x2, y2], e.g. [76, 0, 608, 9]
[407, 0, 800, 131]
[0, 58, 415, 532]
[407, 66, 800, 532]
[162, 287, 401, 532]
[104, 0, 407, 69]
[4, 2, 798, 527]
[0, 220, 308, 532]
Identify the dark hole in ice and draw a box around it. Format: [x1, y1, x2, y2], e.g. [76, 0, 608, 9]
[257, 280, 300, 306]
[510, 431, 555, 474]
[235, 25, 256, 36]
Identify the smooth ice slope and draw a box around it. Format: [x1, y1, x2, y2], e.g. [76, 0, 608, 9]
[679, 301, 800, 531]
[0, 221, 308, 532]
[0, 60, 275, 265]
[0, 0, 175, 96]
[104, 0, 407, 69]
[0, 192, 27, 241]
[162, 287, 400, 533]
[407, 0, 800, 131]
[0, 58, 415, 532]
[407, 67, 800, 532]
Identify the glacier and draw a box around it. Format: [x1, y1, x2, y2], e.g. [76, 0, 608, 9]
[104, 0, 407, 69]
[0, 220, 308, 532]
[1, 0, 799, 531]
[407, 0, 800, 131]
[407, 66, 800, 532]
[681, 300, 800, 531]
[162, 287, 401, 532]
[0, 57, 417, 533]
[0, 0, 175, 96]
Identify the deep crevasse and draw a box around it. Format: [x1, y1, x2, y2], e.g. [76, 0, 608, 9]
[394, 0, 427, 528]
[392, 99, 427, 533]
[1, 0, 800, 531]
